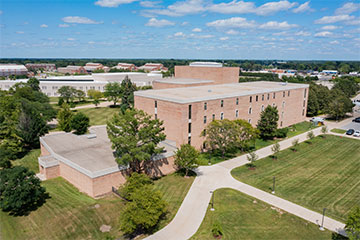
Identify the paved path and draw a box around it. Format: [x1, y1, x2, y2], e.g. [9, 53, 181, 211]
[70, 101, 113, 110]
[146, 114, 360, 240]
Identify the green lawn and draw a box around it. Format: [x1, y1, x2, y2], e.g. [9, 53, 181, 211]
[74, 107, 121, 126]
[331, 128, 347, 134]
[198, 121, 317, 166]
[1, 152, 195, 240]
[12, 149, 41, 173]
[232, 135, 360, 222]
[191, 188, 332, 240]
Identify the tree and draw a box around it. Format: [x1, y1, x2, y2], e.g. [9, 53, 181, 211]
[321, 126, 328, 137]
[307, 131, 315, 143]
[71, 112, 89, 135]
[246, 151, 258, 168]
[57, 103, 73, 132]
[119, 173, 153, 200]
[104, 82, 122, 106]
[325, 89, 354, 120]
[57, 86, 76, 103]
[107, 109, 166, 173]
[75, 89, 86, 102]
[271, 142, 280, 159]
[27, 77, 40, 91]
[345, 206, 360, 240]
[0, 166, 48, 215]
[87, 89, 103, 107]
[306, 88, 320, 116]
[291, 139, 299, 152]
[119, 185, 167, 236]
[257, 105, 279, 140]
[175, 144, 199, 177]
[233, 119, 259, 151]
[120, 76, 137, 112]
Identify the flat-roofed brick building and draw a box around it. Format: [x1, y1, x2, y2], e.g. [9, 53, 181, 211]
[135, 81, 309, 149]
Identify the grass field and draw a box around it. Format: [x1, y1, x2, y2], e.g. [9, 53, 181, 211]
[74, 107, 121, 126]
[197, 121, 317, 165]
[0, 167, 194, 239]
[331, 128, 347, 134]
[12, 149, 41, 173]
[191, 188, 332, 240]
[232, 135, 360, 222]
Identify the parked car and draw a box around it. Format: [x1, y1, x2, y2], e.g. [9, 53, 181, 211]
[354, 131, 360, 137]
[310, 117, 325, 122]
[346, 129, 355, 135]
[352, 117, 360, 123]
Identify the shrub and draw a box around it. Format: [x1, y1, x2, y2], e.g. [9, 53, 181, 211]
[211, 222, 223, 237]
[70, 112, 90, 135]
[57, 97, 64, 106]
[275, 127, 289, 138]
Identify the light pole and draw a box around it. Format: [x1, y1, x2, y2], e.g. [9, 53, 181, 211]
[272, 176, 276, 194]
[210, 191, 215, 211]
[319, 208, 326, 231]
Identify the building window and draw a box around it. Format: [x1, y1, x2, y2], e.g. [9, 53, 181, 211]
[235, 109, 239, 118]
[248, 119, 251, 123]
[267, 93, 270, 100]
[188, 105, 192, 119]
[262, 95, 264, 101]
[249, 107, 252, 114]
[155, 114, 157, 120]
[236, 98, 239, 105]
[221, 100, 224, 107]
[283, 91, 285, 97]
[212, 114, 215, 121]
[304, 89, 307, 98]
[220, 112, 224, 120]
[188, 123, 191, 133]
[261, 105, 264, 111]
[204, 116, 207, 124]
[155, 100, 157, 108]
[288, 91, 290, 97]
[282, 101, 285, 108]
[280, 121, 283, 127]
[256, 95, 258, 102]
[282, 111, 284, 118]
[250, 96, 252, 103]
[188, 136, 191, 145]
[204, 102, 207, 110]
[303, 100, 306, 107]
[272, 103, 276, 107]
[273, 92, 276, 99]
[302, 109, 305, 116]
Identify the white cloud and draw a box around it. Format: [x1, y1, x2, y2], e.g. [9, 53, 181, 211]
[259, 21, 298, 29]
[174, 31, 186, 37]
[330, 40, 339, 44]
[314, 31, 332, 37]
[181, 21, 189, 26]
[295, 30, 311, 36]
[67, 38, 76, 41]
[207, 17, 256, 28]
[192, 34, 214, 39]
[292, 1, 313, 13]
[272, 31, 288, 36]
[315, 14, 355, 24]
[192, 28, 202, 32]
[59, 24, 70, 28]
[335, 2, 360, 15]
[88, 41, 96, 44]
[207, 1, 255, 14]
[146, 0, 205, 16]
[40, 24, 48, 28]
[321, 25, 339, 30]
[95, 0, 137, 7]
[345, 17, 360, 25]
[226, 29, 239, 35]
[16, 31, 24, 34]
[140, 1, 161, 8]
[145, 18, 175, 27]
[220, 37, 229, 41]
[62, 16, 102, 24]
[255, 0, 297, 16]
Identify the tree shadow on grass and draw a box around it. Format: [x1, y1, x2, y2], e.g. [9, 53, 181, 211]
[6, 192, 51, 217]
[331, 232, 348, 240]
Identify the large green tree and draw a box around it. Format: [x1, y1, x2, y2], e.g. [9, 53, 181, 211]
[257, 105, 279, 140]
[175, 144, 199, 176]
[119, 172, 153, 200]
[70, 112, 89, 135]
[107, 108, 166, 173]
[120, 76, 137, 111]
[57, 86, 76, 103]
[57, 103, 73, 132]
[345, 206, 360, 240]
[325, 89, 354, 120]
[0, 166, 48, 215]
[104, 82, 122, 106]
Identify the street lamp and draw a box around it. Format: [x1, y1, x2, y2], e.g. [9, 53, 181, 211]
[319, 208, 327, 231]
[210, 191, 215, 211]
[272, 176, 276, 194]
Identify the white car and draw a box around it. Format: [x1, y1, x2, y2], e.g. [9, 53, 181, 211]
[310, 117, 325, 122]
[354, 131, 360, 137]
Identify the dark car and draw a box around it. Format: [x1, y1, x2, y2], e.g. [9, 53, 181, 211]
[352, 117, 360, 123]
[346, 129, 355, 135]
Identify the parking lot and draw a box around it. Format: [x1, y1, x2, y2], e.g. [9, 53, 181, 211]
[339, 119, 360, 132]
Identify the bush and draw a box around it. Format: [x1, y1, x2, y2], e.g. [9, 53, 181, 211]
[71, 112, 90, 135]
[57, 97, 64, 106]
[211, 222, 223, 237]
[119, 173, 153, 200]
[275, 127, 289, 138]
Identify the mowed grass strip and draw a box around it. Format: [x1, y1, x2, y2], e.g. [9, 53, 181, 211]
[12, 149, 41, 173]
[191, 188, 332, 240]
[0, 170, 194, 239]
[231, 135, 360, 222]
[75, 107, 120, 126]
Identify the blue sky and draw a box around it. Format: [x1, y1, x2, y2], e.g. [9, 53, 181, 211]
[0, 0, 359, 60]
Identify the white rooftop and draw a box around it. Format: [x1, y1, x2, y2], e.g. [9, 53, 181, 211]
[189, 62, 223, 67]
[0, 64, 27, 70]
[154, 78, 214, 85]
[135, 81, 309, 104]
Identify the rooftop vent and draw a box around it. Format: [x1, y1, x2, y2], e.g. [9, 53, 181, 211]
[86, 133, 97, 139]
[208, 89, 212, 92]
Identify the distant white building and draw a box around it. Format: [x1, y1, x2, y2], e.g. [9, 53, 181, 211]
[138, 63, 167, 72]
[0, 64, 28, 77]
[25, 63, 56, 72]
[0, 72, 162, 97]
[321, 70, 338, 75]
[113, 63, 137, 71]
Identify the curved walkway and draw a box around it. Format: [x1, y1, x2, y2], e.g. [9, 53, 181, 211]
[146, 116, 360, 240]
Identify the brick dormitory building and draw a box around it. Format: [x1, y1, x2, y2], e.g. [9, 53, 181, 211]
[38, 62, 309, 197]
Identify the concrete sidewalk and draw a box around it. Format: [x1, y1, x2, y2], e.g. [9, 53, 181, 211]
[145, 115, 360, 240]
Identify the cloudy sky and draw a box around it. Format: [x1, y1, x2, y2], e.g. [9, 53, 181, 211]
[0, 0, 359, 60]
